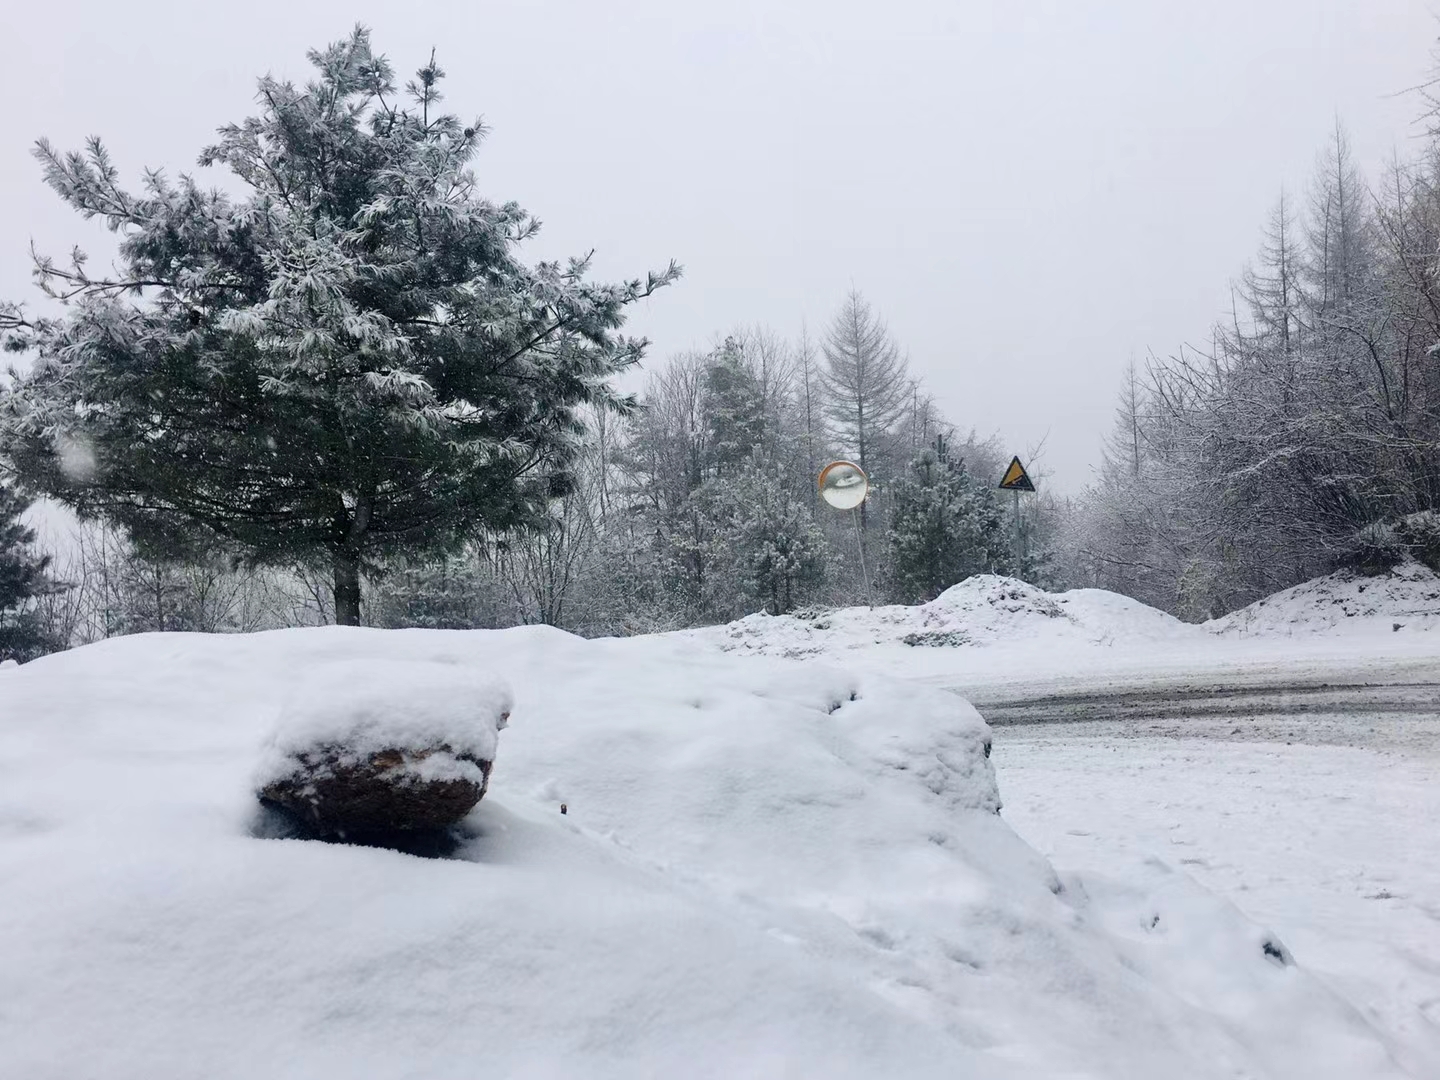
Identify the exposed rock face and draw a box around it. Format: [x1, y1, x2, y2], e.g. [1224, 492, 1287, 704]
[259, 744, 494, 835]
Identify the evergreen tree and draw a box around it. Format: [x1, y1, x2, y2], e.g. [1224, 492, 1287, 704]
[367, 550, 504, 630]
[0, 481, 58, 661]
[702, 338, 767, 475]
[711, 455, 826, 615]
[887, 439, 1009, 603]
[0, 28, 677, 625]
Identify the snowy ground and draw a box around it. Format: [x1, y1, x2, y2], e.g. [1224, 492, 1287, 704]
[2, 568, 1437, 1077]
[995, 718, 1440, 1079]
[943, 575, 1440, 1079]
[679, 567, 1440, 1076]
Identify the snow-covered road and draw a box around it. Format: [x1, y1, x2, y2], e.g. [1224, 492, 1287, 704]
[992, 708, 1440, 1077]
[971, 674, 1440, 754]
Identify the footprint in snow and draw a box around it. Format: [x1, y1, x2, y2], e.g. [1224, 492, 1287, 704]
[856, 925, 899, 951]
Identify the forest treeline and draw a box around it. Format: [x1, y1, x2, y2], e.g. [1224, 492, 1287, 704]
[3, 29, 1440, 659]
[1068, 115, 1440, 619]
[4, 295, 1046, 654]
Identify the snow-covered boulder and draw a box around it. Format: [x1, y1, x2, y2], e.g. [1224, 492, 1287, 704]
[256, 659, 512, 837]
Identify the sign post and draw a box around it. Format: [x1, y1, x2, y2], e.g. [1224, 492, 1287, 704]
[818, 460, 874, 608]
[997, 456, 1036, 567]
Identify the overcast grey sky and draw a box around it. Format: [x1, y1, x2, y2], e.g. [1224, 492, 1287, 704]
[2, 0, 1435, 491]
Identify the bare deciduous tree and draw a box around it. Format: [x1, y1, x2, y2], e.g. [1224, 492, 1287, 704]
[820, 290, 911, 527]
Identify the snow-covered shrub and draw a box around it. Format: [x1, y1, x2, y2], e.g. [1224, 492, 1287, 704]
[1396, 511, 1440, 571]
[901, 629, 971, 647]
[1339, 522, 1407, 576]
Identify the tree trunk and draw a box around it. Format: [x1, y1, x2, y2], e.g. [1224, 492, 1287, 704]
[333, 549, 362, 626]
[857, 403, 868, 531]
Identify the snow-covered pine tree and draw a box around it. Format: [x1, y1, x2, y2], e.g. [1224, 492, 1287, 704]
[368, 548, 506, 630]
[0, 481, 58, 661]
[709, 454, 826, 616]
[703, 338, 768, 476]
[0, 28, 677, 625]
[887, 437, 1009, 604]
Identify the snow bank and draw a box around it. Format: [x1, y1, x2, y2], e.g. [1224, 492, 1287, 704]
[1208, 561, 1440, 637]
[0, 626, 1407, 1078]
[679, 572, 1440, 697]
[255, 659, 512, 789]
[686, 574, 1198, 664]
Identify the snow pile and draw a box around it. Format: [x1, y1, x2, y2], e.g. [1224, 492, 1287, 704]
[0, 627, 1408, 1078]
[1209, 561, 1440, 637]
[255, 659, 512, 789]
[689, 574, 1198, 663]
[912, 575, 1072, 643]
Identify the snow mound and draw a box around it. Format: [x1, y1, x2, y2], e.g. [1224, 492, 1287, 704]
[924, 574, 1070, 633]
[686, 575, 1197, 664]
[255, 659, 512, 789]
[1208, 561, 1440, 637]
[0, 627, 1404, 1078]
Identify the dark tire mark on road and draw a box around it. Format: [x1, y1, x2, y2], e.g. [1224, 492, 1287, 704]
[968, 681, 1440, 727]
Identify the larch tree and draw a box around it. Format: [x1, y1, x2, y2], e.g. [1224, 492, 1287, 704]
[1236, 192, 1304, 407]
[0, 27, 677, 624]
[820, 290, 909, 527]
[1305, 124, 1374, 320]
[794, 324, 821, 503]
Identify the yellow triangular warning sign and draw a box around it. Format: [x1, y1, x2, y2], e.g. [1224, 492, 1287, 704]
[998, 456, 1035, 492]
